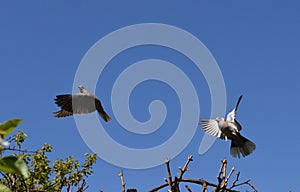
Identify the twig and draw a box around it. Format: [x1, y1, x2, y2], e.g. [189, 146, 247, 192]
[178, 155, 193, 181]
[202, 181, 208, 192]
[185, 185, 192, 192]
[165, 158, 173, 188]
[127, 189, 138, 192]
[76, 179, 87, 192]
[148, 183, 168, 192]
[217, 159, 227, 182]
[164, 178, 168, 183]
[230, 171, 240, 188]
[247, 180, 258, 192]
[226, 167, 235, 182]
[223, 159, 227, 179]
[148, 176, 241, 192]
[180, 178, 240, 192]
[222, 167, 235, 188]
[118, 171, 126, 192]
[231, 179, 258, 192]
[148, 157, 257, 192]
[168, 155, 193, 191]
[215, 159, 227, 191]
[3, 147, 37, 154]
[172, 177, 180, 192]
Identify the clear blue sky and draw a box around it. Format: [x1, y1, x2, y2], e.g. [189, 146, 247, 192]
[1, 1, 299, 191]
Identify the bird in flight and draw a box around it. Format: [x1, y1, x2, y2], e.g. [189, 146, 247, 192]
[199, 95, 256, 158]
[53, 85, 112, 122]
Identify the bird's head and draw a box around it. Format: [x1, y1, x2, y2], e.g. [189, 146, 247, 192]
[78, 85, 85, 93]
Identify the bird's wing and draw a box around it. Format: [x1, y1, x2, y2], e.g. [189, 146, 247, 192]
[54, 94, 96, 115]
[199, 118, 222, 138]
[226, 110, 236, 122]
[54, 94, 73, 112]
[226, 95, 243, 122]
[234, 119, 242, 131]
[53, 109, 73, 118]
[95, 99, 112, 122]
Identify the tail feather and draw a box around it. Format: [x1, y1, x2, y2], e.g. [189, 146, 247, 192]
[230, 136, 256, 158]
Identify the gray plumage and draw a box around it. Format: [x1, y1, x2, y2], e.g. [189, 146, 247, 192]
[200, 96, 256, 158]
[54, 85, 112, 122]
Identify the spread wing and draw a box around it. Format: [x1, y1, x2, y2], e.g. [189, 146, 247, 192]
[199, 118, 223, 138]
[226, 95, 243, 122]
[54, 94, 97, 117]
[54, 93, 112, 122]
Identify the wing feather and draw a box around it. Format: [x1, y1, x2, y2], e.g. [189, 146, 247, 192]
[199, 118, 222, 138]
[54, 94, 96, 115]
[54, 90, 111, 122]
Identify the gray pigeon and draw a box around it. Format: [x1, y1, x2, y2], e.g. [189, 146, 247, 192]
[200, 96, 256, 158]
[54, 85, 112, 122]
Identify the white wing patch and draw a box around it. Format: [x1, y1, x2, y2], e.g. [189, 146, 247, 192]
[199, 119, 222, 138]
[226, 109, 236, 122]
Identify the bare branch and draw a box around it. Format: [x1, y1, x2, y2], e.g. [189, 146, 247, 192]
[215, 159, 227, 191]
[223, 159, 227, 179]
[178, 155, 193, 181]
[246, 181, 258, 192]
[222, 166, 235, 189]
[230, 171, 240, 189]
[171, 177, 180, 192]
[164, 178, 168, 184]
[3, 147, 37, 154]
[148, 183, 168, 192]
[185, 185, 192, 192]
[226, 167, 235, 182]
[76, 179, 88, 192]
[148, 157, 257, 192]
[202, 181, 208, 192]
[118, 172, 126, 192]
[217, 159, 227, 182]
[180, 178, 240, 192]
[165, 158, 173, 188]
[231, 179, 258, 192]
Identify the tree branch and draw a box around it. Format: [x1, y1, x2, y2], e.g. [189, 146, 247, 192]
[118, 172, 126, 192]
[165, 158, 173, 189]
[178, 155, 193, 181]
[215, 159, 227, 191]
[230, 171, 240, 189]
[148, 157, 257, 192]
[231, 179, 258, 192]
[185, 185, 192, 192]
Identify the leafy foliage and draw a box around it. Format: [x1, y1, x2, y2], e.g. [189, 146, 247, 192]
[0, 155, 29, 178]
[0, 119, 97, 192]
[0, 183, 11, 192]
[0, 119, 23, 138]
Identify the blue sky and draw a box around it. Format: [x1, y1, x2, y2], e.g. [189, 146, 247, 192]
[1, 1, 300, 191]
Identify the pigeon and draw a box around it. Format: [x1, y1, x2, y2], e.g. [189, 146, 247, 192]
[54, 85, 112, 122]
[200, 96, 256, 158]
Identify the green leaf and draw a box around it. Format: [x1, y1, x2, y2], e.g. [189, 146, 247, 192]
[0, 155, 29, 178]
[0, 119, 23, 138]
[0, 184, 11, 192]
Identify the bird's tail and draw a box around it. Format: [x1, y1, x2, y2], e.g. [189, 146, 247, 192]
[230, 135, 256, 158]
[99, 112, 112, 122]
